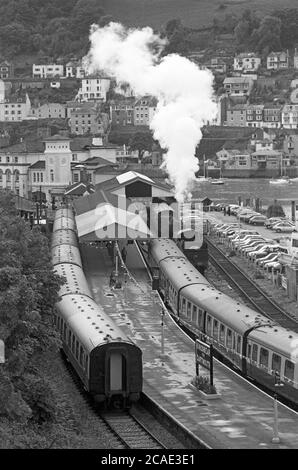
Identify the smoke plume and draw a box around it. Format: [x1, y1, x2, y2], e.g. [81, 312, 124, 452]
[84, 22, 217, 201]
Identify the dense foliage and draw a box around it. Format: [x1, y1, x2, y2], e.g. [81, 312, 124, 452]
[0, 0, 108, 58]
[231, 8, 298, 54]
[0, 191, 64, 425]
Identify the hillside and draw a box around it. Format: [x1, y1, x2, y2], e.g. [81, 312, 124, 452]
[103, 0, 298, 29]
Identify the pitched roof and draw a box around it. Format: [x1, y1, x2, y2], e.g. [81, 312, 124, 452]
[64, 182, 95, 196]
[29, 160, 45, 169]
[94, 170, 172, 193]
[43, 134, 70, 141]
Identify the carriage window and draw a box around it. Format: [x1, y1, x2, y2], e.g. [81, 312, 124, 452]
[272, 353, 281, 374]
[252, 344, 258, 362]
[192, 306, 197, 322]
[75, 340, 79, 359]
[219, 324, 225, 344]
[284, 360, 294, 382]
[68, 330, 71, 346]
[182, 298, 186, 313]
[213, 320, 219, 339]
[236, 336, 241, 354]
[71, 335, 75, 352]
[198, 309, 204, 328]
[187, 302, 191, 318]
[63, 323, 67, 340]
[206, 316, 212, 335]
[247, 344, 252, 358]
[260, 347, 269, 368]
[227, 329, 232, 348]
[79, 346, 84, 366]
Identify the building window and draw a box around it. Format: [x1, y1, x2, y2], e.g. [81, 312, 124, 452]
[40, 173, 43, 183]
[33, 172, 36, 183]
[74, 173, 79, 183]
[50, 169, 54, 182]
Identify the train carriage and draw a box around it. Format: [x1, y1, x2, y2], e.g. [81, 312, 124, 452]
[149, 238, 298, 405]
[51, 229, 78, 249]
[53, 216, 76, 233]
[55, 295, 142, 406]
[51, 244, 82, 268]
[51, 208, 143, 407]
[54, 263, 93, 298]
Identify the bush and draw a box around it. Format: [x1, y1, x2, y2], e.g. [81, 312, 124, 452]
[192, 375, 217, 394]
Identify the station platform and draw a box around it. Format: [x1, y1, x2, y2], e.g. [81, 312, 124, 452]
[81, 242, 298, 449]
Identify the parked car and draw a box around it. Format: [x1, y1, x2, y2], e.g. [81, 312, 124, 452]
[248, 215, 267, 226]
[241, 240, 266, 256]
[257, 252, 279, 268]
[241, 212, 259, 223]
[272, 221, 297, 233]
[264, 260, 281, 272]
[264, 217, 284, 229]
[234, 235, 264, 250]
[248, 244, 278, 261]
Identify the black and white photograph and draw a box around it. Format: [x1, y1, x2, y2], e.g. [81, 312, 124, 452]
[0, 0, 298, 458]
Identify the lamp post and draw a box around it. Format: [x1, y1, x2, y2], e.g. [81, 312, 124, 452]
[272, 371, 284, 444]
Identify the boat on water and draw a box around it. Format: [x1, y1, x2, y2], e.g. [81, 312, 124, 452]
[195, 177, 211, 182]
[269, 177, 290, 185]
[211, 179, 225, 185]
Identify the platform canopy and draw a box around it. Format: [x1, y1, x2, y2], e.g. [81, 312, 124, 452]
[73, 189, 155, 241]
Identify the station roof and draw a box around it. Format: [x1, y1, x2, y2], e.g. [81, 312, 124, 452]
[94, 170, 173, 194]
[73, 189, 154, 241]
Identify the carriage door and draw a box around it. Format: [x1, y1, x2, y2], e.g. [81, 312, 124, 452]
[110, 352, 126, 393]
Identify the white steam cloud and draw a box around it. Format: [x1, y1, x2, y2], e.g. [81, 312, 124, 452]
[84, 22, 217, 202]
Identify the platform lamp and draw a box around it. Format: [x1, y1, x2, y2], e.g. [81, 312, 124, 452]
[272, 371, 284, 444]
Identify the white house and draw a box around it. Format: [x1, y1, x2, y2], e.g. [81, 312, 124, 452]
[281, 104, 298, 129]
[233, 53, 261, 73]
[76, 77, 111, 102]
[32, 64, 64, 79]
[267, 51, 289, 70]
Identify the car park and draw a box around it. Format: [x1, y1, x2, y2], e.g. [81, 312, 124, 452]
[248, 215, 267, 226]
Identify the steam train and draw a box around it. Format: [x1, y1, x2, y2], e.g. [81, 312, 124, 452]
[52, 208, 142, 407]
[149, 238, 298, 405]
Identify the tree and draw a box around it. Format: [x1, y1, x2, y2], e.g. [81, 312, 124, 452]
[0, 191, 64, 423]
[249, 16, 281, 54]
[128, 132, 154, 162]
[165, 18, 183, 38]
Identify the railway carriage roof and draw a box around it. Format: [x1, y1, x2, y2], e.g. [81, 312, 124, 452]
[53, 215, 77, 233]
[150, 239, 186, 261]
[54, 263, 92, 298]
[181, 284, 274, 333]
[55, 208, 74, 219]
[51, 229, 78, 249]
[160, 257, 210, 291]
[51, 244, 82, 268]
[56, 295, 134, 353]
[249, 325, 298, 360]
[151, 239, 209, 290]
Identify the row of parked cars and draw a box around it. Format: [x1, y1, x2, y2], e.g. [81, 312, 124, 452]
[214, 203, 297, 233]
[212, 222, 289, 272]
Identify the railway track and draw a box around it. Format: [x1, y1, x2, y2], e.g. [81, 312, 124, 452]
[207, 237, 298, 332]
[101, 411, 166, 449]
[61, 352, 167, 449]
